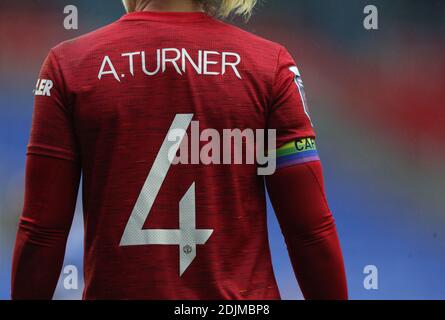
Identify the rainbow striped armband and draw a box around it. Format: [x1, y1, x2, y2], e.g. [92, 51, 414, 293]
[275, 137, 320, 169]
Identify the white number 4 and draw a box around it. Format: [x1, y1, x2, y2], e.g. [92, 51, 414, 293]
[120, 114, 214, 276]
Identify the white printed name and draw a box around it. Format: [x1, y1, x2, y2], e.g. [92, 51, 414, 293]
[98, 48, 242, 82]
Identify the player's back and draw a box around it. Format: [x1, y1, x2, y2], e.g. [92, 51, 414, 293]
[47, 11, 296, 299]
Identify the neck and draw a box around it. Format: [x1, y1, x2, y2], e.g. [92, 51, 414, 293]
[136, 0, 204, 12]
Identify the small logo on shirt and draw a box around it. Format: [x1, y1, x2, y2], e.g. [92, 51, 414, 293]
[289, 66, 312, 126]
[34, 78, 54, 96]
[183, 245, 193, 254]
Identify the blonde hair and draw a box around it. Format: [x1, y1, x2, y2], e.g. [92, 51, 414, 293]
[205, 0, 257, 18]
[122, 0, 257, 19]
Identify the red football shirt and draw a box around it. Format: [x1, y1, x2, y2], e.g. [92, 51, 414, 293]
[28, 11, 314, 299]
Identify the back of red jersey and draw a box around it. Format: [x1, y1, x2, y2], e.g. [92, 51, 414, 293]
[30, 11, 314, 299]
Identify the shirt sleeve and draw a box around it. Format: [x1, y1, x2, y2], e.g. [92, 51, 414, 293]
[268, 46, 315, 148]
[11, 50, 82, 300]
[28, 49, 80, 162]
[265, 161, 348, 300]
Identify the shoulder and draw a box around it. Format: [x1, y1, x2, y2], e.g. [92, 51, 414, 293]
[50, 20, 122, 59]
[208, 18, 292, 86]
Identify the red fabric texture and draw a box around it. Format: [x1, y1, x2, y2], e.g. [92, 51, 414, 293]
[11, 11, 346, 300]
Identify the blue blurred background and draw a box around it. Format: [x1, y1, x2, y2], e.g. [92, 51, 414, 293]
[1, 0, 445, 300]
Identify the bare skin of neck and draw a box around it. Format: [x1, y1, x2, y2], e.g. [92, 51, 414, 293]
[135, 0, 204, 12]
